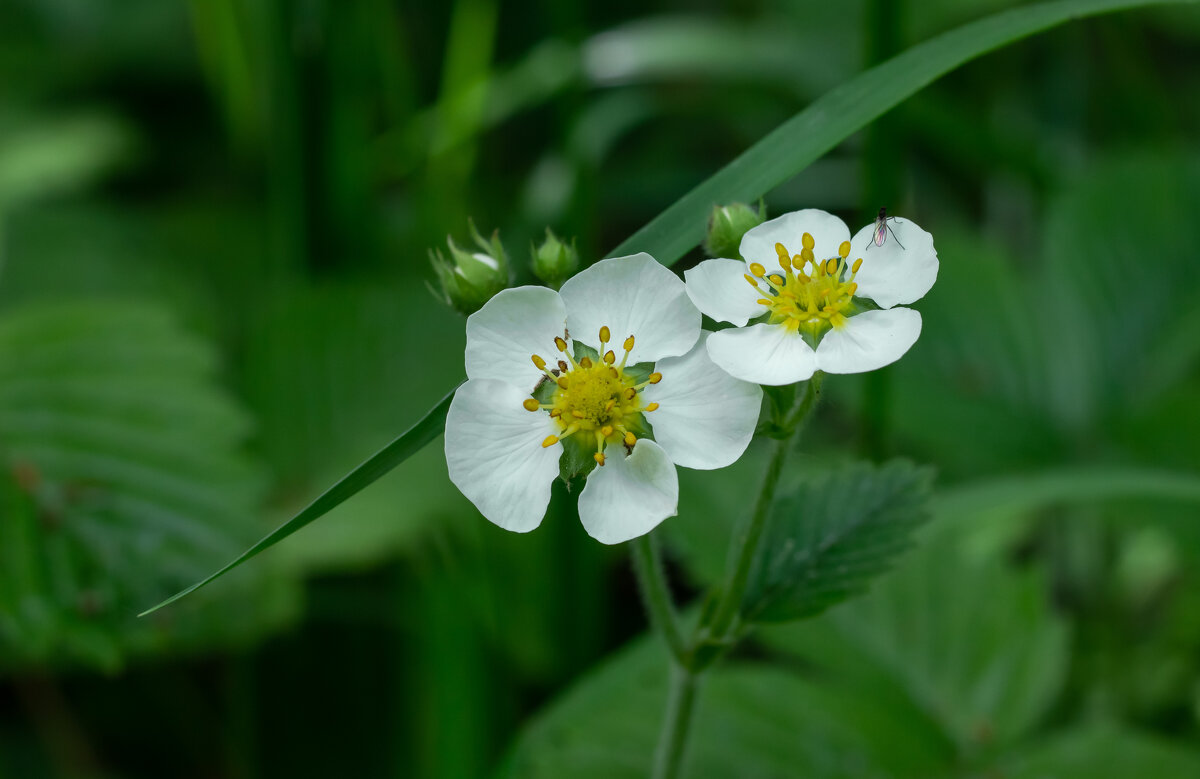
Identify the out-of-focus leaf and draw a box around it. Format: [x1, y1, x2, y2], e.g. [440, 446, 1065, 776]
[610, 0, 1199, 266]
[742, 460, 934, 623]
[139, 384, 457, 616]
[497, 637, 952, 779]
[0, 302, 296, 672]
[990, 723, 1200, 778]
[0, 112, 133, 211]
[762, 518, 1070, 757]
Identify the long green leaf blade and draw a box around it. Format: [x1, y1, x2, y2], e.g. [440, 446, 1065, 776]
[609, 0, 1196, 265]
[139, 386, 458, 616]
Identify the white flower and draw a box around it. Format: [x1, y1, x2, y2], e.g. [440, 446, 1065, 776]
[445, 253, 763, 544]
[684, 209, 938, 386]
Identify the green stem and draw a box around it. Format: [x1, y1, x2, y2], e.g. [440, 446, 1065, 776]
[632, 532, 689, 665]
[651, 665, 698, 779]
[705, 374, 823, 639]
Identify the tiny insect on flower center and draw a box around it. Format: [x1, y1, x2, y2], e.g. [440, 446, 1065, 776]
[523, 326, 661, 466]
[743, 233, 864, 338]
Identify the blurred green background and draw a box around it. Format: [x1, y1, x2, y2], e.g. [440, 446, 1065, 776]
[2, 0, 1200, 777]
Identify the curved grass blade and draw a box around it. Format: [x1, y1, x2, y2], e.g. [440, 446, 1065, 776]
[139, 386, 459, 616]
[609, 0, 1196, 266]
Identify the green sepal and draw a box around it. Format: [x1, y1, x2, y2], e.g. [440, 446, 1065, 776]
[558, 433, 598, 483]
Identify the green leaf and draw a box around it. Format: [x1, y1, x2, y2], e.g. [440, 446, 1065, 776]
[138, 385, 458, 616]
[0, 302, 295, 671]
[741, 460, 934, 624]
[498, 637, 952, 779]
[990, 724, 1200, 779]
[761, 517, 1070, 757]
[609, 0, 1198, 265]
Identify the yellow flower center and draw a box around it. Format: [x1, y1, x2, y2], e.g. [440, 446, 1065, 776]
[743, 233, 863, 339]
[523, 326, 661, 465]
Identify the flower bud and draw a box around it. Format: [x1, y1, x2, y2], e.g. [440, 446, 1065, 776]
[430, 220, 512, 315]
[703, 202, 766, 260]
[530, 227, 579, 289]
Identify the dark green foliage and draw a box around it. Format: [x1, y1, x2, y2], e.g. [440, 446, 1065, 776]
[741, 460, 935, 623]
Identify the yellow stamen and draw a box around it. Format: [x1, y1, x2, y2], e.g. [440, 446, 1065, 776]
[594, 452, 606, 466]
[580, 356, 593, 369]
[601, 425, 614, 437]
[541, 435, 559, 448]
[648, 372, 662, 384]
[532, 355, 546, 370]
[623, 431, 636, 446]
[749, 262, 766, 277]
[801, 232, 815, 250]
[839, 240, 851, 259]
[604, 350, 616, 365]
[624, 335, 635, 351]
[645, 402, 659, 412]
[852, 258, 862, 273]
[599, 326, 610, 344]
[522, 398, 540, 412]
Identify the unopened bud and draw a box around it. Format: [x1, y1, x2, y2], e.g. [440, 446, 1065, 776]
[429, 219, 512, 315]
[704, 202, 766, 260]
[530, 227, 579, 289]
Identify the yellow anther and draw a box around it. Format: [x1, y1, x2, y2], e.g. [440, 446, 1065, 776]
[778, 253, 791, 272]
[556, 376, 569, 389]
[623, 431, 636, 446]
[744, 274, 760, 288]
[554, 336, 568, 352]
[532, 355, 547, 370]
[558, 360, 569, 373]
[648, 372, 662, 384]
[848, 282, 858, 295]
[609, 367, 619, 379]
[801, 232, 815, 250]
[571, 410, 585, 419]
[775, 243, 789, 262]
[604, 350, 616, 365]
[594, 452, 606, 466]
[757, 298, 772, 306]
[852, 258, 863, 273]
[599, 326, 610, 344]
[825, 258, 838, 275]
[604, 399, 616, 412]
[624, 387, 637, 400]
[839, 240, 851, 259]
[541, 435, 559, 448]
[580, 356, 593, 369]
[748, 262, 766, 277]
[800, 248, 814, 264]
[522, 398, 540, 412]
[645, 402, 660, 412]
[792, 256, 805, 271]
[549, 408, 561, 418]
[601, 425, 614, 437]
[623, 335, 635, 351]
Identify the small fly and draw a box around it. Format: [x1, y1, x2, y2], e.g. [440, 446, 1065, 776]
[865, 207, 904, 251]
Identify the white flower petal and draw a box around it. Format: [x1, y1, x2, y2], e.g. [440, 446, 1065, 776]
[740, 209, 851, 267]
[445, 379, 562, 533]
[684, 259, 768, 326]
[706, 323, 818, 386]
[559, 253, 700, 364]
[849, 217, 938, 308]
[642, 332, 762, 470]
[465, 286, 567, 393]
[815, 308, 922, 374]
[578, 439, 677, 544]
